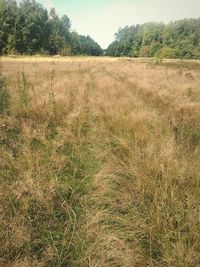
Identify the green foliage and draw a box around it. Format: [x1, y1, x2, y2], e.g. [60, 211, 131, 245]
[139, 45, 151, 57]
[0, 0, 102, 56]
[60, 45, 72, 56]
[79, 35, 102, 56]
[156, 47, 177, 59]
[106, 18, 200, 59]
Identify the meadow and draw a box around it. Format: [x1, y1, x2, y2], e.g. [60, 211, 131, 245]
[0, 56, 200, 267]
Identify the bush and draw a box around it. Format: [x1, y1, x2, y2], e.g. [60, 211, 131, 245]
[149, 41, 163, 57]
[60, 45, 72, 56]
[139, 45, 151, 57]
[156, 47, 177, 59]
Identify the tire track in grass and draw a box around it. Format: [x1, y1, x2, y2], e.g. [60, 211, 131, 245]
[80, 64, 200, 267]
[79, 66, 151, 267]
[105, 65, 200, 151]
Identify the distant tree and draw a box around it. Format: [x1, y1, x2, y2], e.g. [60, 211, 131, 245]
[48, 7, 64, 54]
[17, 0, 49, 54]
[0, 0, 18, 54]
[0, 0, 102, 56]
[106, 18, 200, 59]
[106, 41, 119, 57]
[79, 35, 102, 56]
[70, 31, 80, 55]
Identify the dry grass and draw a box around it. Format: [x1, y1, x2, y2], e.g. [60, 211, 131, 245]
[0, 57, 200, 267]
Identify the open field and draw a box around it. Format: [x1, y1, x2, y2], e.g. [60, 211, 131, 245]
[0, 57, 200, 267]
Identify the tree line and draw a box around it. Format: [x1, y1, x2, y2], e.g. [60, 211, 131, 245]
[1, 1, 199, 59]
[106, 18, 200, 59]
[0, 0, 103, 56]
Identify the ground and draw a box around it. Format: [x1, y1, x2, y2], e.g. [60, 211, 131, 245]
[0, 56, 200, 267]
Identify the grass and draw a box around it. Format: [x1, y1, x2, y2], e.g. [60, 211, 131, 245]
[0, 57, 200, 267]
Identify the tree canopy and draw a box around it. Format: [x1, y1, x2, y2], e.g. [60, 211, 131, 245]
[106, 19, 200, 59]
[0, 0, 102, 56]
[1, 1, 199, 59]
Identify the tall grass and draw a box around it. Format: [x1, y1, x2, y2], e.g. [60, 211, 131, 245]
[0, 57, 200, 267]
[0, 72, 10, 114]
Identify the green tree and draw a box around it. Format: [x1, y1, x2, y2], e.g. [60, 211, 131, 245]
[0, 0, 102, 56]
[0, 0, 18, 54]
[17, 0, 49, 54]
[106, 18, 200, 59]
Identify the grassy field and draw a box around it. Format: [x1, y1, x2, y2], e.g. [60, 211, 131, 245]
[0, 57, 200, 267]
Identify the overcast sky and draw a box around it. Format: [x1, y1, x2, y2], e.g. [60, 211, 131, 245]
[38, 0, 200, 48]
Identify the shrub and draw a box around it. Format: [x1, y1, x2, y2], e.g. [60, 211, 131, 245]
[156, 47, 177, 59]
[60, 45, 72, 56]
[139, 45, 151, 57]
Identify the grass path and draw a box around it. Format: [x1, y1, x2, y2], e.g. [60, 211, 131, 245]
[79, 66, 200, 266]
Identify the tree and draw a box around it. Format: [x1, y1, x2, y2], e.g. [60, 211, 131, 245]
[106, 18, 200, 59]
[0, 0, 103, 56]
[0, 0, 18, 54]
[17, 0, 49, 54]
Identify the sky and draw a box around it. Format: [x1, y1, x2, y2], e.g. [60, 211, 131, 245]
[38, 0, 200, 49]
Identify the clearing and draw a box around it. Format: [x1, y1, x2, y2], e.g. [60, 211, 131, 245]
[0, 57, 200, 267]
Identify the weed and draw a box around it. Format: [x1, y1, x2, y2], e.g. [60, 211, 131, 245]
[0, 72, 10, 113]
[17, 70, 32, 110]
[48, 70, 58, 122]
